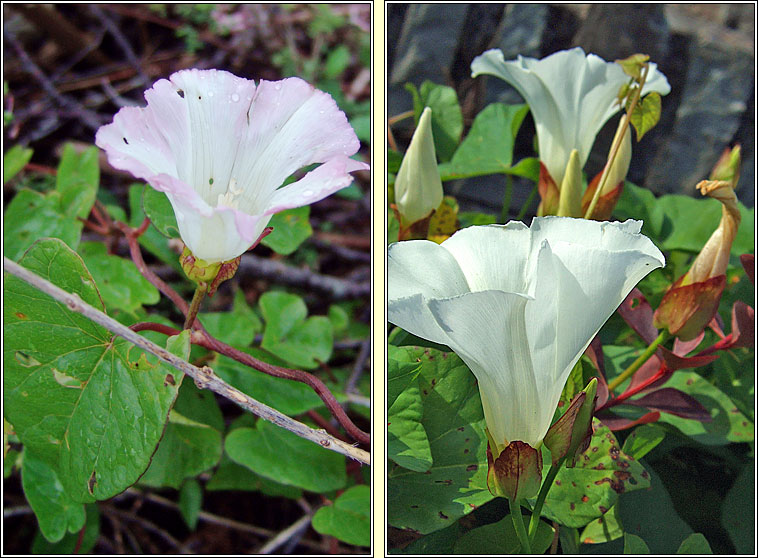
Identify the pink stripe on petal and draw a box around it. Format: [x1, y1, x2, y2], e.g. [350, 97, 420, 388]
[96, 69, 368, 263]
[95, 105, 176, 181]
[151, 174, 214, 217]
[231, 79, 364, 207]
[265, 157, 369, 215]
[225, 206, 271, 245]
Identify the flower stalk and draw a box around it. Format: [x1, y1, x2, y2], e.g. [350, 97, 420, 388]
[184, 282, 208, 330]
[584, 64, 649, 220]
[607, 330, 668, 392]
[509, 498, 532, 554]
[528, 456, 566, 543]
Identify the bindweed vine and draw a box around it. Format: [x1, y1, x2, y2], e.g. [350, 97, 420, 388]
[109, 215, 371, 447]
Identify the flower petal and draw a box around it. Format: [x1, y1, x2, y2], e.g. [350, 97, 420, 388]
[527, 228, 665, 409]
[529, 216, 664, 263]
[441, 222, 532, 294]
[428, 290, 544, 447]
[169, 195, 269, 263]
[95, 86, 182, 182]
[471, 48, 670, 185]
[387, 240, 470, 346]
[265, 156, 368, 215]
[96, 69, 366, 264]
[166, 69, 257, 205]
[231, 78, 363, 214]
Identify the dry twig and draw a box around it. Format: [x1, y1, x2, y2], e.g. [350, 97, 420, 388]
[3, 257, 370, 465]
[239, 253, 370, 300]
[256, 513, 313, 554]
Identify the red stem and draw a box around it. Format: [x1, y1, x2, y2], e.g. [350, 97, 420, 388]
[80, 218, 110, 236]
[695, 335, 733, 357]
[128, 320, 371, 446]
[73, 523, 86, 554]
[119, 219, 370, 445]
[116, 220, 190, 316]
[90, 202, 110, 230]
[598, 364, 669, 410]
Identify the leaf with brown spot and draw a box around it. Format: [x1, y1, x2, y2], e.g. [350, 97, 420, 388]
[539, 419, 650, 528]
[387, 346, 492, 534]
[4, 239, 189, 503]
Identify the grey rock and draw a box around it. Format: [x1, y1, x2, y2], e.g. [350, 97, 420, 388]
[388, 4, 469, 116]
[733, 90, 755, 207]
[481, 4, 549, 107]
[574, 4, 671, 186]
[573, 4, 669, 64]
[645, 39, 754, 197]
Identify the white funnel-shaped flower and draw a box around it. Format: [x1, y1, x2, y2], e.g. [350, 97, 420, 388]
[471, 47, 670, 186]
[388, 217, 664, 448]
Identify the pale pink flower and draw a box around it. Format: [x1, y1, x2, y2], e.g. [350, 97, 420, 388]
[96, 69, 368, 263]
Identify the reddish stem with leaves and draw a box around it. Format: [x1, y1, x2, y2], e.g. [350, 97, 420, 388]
[114, 217, 370, 446]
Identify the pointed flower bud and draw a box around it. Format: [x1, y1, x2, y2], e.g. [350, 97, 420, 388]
[544, 378, 598, 467]
[601, 115, 632, 196]
[685, 180, 741, 285]
[654, 178, 741, 340]
[557, 149, 583, 217]
[395, 107, 444, 227]
[710, 144, 741, 187]
[581, 115, 632, 220]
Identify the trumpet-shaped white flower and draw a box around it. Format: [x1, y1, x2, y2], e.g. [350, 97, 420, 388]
[388, 217, 664, 448]
[96, 69, 368, 263]
[471, 47, 670, 185]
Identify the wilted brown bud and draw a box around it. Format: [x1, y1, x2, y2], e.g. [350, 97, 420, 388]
[654, 178, 741, 341]
[486, 437, 543, 502]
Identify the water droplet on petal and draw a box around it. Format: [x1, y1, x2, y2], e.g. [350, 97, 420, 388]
[319, 110, 325, 114]
[274, 84, 281, 91]
[231, 93, 240, 102]
[208, 90, 215, 97]
[303, 189, 314, 197]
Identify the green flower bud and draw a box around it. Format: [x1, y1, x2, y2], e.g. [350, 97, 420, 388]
[557, 149, 583, 217]
[486, 432, 543, 502]
[395, 107, 443, 226]
[544, 378, 598, 467]
[600, 115, 632, 196]
[709, 144, 741, 188]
